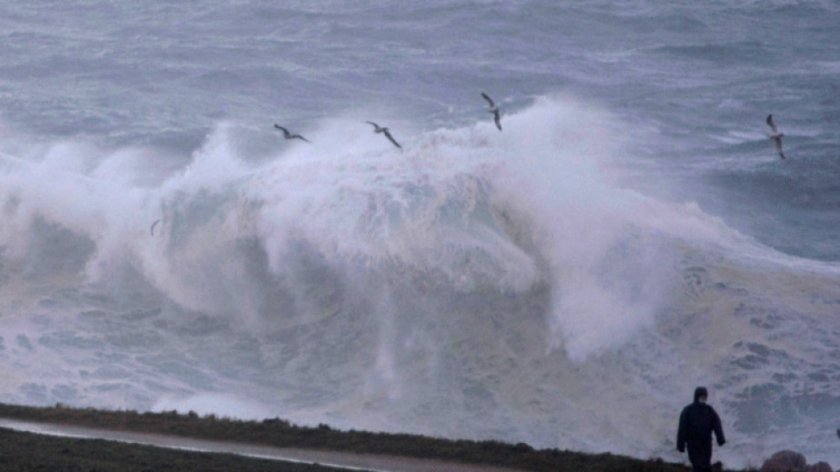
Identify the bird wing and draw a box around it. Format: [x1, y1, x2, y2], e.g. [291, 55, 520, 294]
[493, 110, 502, 131]
[274, 124, 288, 133]
[481, 92, 495, 108]
[773, 137, 785, 159]
[766, 114, 778, 133]
[150, 219, 161, 236]
[384, 130, 402, 149]
[297, 135, 311, 143]
[365, 121, 380, 129]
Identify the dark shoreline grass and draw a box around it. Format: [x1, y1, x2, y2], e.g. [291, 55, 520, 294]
[0, 426, 347, 472]
[0, 402, 732, 472]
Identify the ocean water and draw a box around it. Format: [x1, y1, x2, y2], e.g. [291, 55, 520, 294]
[0, 0, 838, 468]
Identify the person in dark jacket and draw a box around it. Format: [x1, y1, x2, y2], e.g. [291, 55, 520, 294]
[677, 387, 726, 472]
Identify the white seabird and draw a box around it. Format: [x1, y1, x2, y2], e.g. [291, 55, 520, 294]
[150, 219, 161, 236]
[481, 92, 502, 131]
[274, 124, 311, 143]
[766, 114, 786, 160]
[365, 121, 402, 149]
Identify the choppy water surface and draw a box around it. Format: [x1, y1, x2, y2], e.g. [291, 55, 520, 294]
[0, 1, 838, 468]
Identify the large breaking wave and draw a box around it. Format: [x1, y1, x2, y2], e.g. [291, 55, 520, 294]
[0, 97, 838, 467]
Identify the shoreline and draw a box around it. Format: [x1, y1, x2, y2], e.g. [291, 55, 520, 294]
[0, 402, 720, 471]
[0, 417, 517, 472]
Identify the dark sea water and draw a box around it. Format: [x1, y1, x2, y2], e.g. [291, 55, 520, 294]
[0, 1, 838, 468]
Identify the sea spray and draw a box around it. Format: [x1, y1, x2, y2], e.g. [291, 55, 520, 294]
[0, 98, 838, 468]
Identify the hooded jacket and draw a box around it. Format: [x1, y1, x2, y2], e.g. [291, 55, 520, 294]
[677, 387, 726, 451]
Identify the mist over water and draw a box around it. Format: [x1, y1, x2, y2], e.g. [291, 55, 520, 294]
[0, 1, 839, 468]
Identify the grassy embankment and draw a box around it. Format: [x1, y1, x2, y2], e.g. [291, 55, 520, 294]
[0, 402, 740, 472]
[0, 427, 347, 472]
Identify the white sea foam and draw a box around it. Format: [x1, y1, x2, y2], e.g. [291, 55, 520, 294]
[0, 98, 838, 468]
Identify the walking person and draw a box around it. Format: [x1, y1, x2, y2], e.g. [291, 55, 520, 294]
[677, 387, 726, 472]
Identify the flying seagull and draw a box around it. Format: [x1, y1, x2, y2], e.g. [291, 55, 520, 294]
[273, 124, 311, 143]
[481, 92, 502, 131]
[366, 121, 402, 149]
[150, 219, 161, 237]
[765, 114, 786, 160]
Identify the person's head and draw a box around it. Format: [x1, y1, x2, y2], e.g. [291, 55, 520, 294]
[694, 386, 708, 403]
